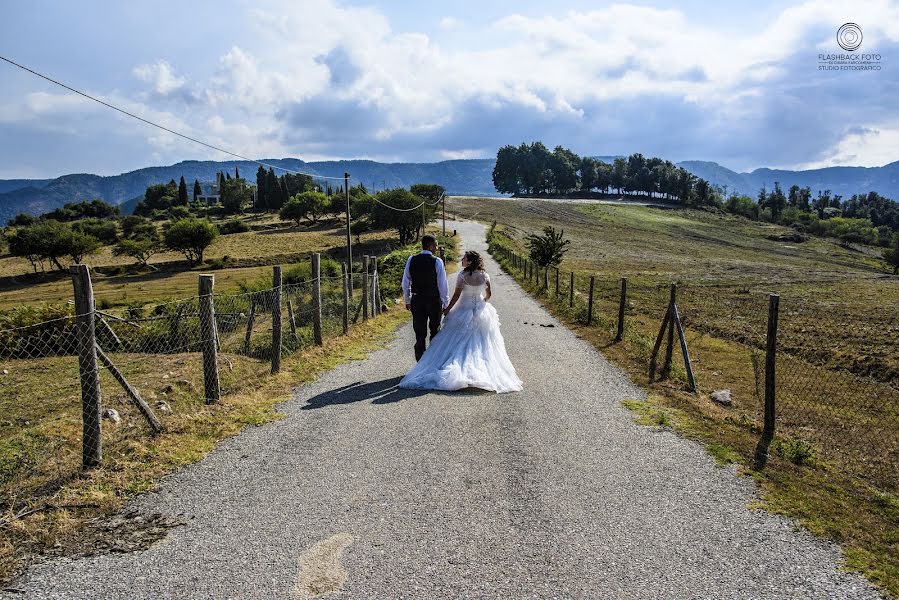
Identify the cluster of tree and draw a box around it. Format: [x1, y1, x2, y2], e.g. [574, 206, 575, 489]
[726, 184, 899, 247]
[134, 177, 194, 216]
[493, 142, 718, 207]
[255, 168, 317, 211]
[8, 220, 102, 272]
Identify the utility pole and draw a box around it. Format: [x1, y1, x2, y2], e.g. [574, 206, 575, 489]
[344, 172, 353, 295]
[441, 192, 446, 236]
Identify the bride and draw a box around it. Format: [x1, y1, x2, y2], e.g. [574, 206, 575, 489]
[399, 250, 523, 393]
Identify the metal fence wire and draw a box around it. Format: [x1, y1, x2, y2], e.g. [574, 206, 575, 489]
[494, 244, 898, 494]
[0, 254, 386, 508]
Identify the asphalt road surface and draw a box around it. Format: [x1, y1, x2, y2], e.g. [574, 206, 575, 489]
[7, 221, 880, 599]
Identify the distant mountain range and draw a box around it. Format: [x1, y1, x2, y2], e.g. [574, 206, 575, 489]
[1, 157, 897, 223]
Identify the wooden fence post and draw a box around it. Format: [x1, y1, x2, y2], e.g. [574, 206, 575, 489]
[587, 276, 595, 325]
[755, 294, 780, 467]
[198, 274, 220, 404]
[543, 266, 549, 291]
[341, 262, 349, 335]
[555, 267, 560, 297]
[569, 272, 575, 308]
[372, 256, 380, 316]
[71, 264, 102, 469]
[616, 277, 627, 342]
[243, 296, 256, 355]
[662, 284, 677, 377]
[362, 256, 370, 322]
[271, 265, 282, 374]
[312, 253, 323, 346]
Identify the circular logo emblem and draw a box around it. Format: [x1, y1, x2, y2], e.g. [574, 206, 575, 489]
[837, 23, 863, 51]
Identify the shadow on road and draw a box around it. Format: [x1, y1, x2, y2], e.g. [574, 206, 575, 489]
[302, 377, 496, 409]
[301, 377, 427, 409]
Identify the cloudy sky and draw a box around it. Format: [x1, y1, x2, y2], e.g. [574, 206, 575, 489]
[1, 0, 898, 178]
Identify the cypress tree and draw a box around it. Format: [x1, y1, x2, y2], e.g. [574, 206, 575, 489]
[256, 166, 268, 209]
[178, 176, 189, 205]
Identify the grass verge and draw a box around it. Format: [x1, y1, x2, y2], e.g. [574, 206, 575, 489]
[0, 307, 410, 585]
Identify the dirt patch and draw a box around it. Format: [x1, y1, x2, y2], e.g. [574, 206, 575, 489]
[42, 509, 184, 560]
[293, 533, 354, 599]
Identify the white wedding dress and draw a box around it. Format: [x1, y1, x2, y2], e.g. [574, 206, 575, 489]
[399, 270, 523, 393]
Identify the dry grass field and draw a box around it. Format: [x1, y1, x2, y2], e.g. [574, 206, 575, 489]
[448, 196, 899, 596]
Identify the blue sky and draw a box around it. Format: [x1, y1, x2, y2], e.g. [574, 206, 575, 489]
[1, 0, 897, 178]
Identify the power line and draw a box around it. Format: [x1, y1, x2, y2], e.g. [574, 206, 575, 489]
[0, 54, 447, 214]
[0, 54, 346, 180]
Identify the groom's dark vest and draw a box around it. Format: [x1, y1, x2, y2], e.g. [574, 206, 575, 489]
[409, 253, 439, 299]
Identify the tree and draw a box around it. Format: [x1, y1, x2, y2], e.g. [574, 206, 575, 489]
[9, 220, 100, 271]
[883, 234, 899, 274]
[288, 191, 329, 224]
[493, 145, 522, 195]
[279, 198, 306, 226]
[7, 213, 35, 227]
[371, 189, 422, 244]
[72, 218, 119, 244]
[164, 218, 218, 264]
[135, 181, 178, 216]
[113, 238, 163, 269]
[549, 146, 579, 193]
[8, 223, 48, 271]
[220, 177, 252, 214]
[66, 230, 103, 264]
[611, 158, 627, 194]
[263, 168, 279, 209]
[256, 166, 267, 209]
[178, 176, 189, 205]
[193, 179, 202, 202]
[526, 226, 571, 267]
[350, 219, 370, 243]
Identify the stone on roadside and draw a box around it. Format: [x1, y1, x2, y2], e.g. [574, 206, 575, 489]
[155, 400, 171, 412]
[710, 389, 732, 406]
[102, 408, 121, 424]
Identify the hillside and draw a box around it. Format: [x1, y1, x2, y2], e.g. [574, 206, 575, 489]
[0, 158, 498, 223]
[3, 157, 899, 223]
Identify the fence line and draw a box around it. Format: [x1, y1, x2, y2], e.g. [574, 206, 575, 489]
[0, 254, 387, 492]
[490, 242, 898, 493]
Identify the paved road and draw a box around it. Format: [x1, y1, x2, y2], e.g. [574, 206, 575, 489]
[8, 221, 879, 599]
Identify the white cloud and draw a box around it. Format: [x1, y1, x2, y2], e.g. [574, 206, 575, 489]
[796, 123, 899, 168]
[439, 16, 462, 30]
[133, 61, 186, 95]
[6, 0, 899, 174]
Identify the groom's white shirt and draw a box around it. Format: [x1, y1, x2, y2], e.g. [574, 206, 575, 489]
[401, 250, 449, 308]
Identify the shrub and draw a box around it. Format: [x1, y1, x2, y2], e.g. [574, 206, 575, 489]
[219, 219, 250, 235]
[526, 226, 571, 267]
[72, 218, 119, 244]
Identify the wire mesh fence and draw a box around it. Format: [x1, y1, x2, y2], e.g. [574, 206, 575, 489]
[492, 243, 898, 493]
[0, 255, 388, 513]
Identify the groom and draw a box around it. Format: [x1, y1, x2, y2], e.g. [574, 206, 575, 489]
[401, 235, 449, 361]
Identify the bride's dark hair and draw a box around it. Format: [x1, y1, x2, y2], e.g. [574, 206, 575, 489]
[463, 250, 485, 273]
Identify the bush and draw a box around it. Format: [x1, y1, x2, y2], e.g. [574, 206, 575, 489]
[526, 226, 571, 267]
[219, 219, 250, 235]
[167, 206, 191, 221]
[72, 218, 119, 245]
